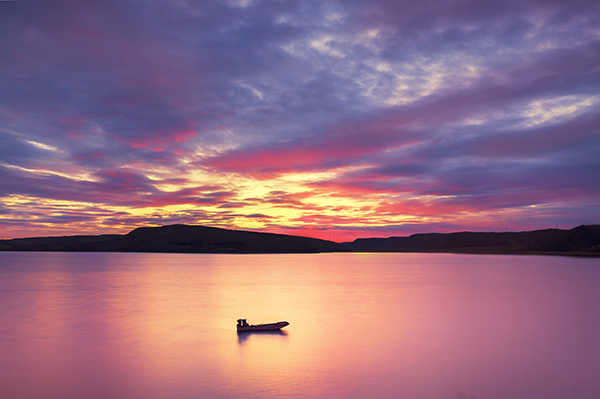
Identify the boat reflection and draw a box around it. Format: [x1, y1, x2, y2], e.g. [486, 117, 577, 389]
[237, 329, 289, 344]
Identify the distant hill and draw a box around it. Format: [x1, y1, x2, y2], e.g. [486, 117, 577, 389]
[1, 224, 599, 256]
[0, 224, 346, 254]
[342, 225, 600, 256]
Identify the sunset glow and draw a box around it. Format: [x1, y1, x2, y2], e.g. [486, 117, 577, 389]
[1, 0, 599, 241]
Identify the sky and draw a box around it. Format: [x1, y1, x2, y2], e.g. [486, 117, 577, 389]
[1, 0, 599, 242]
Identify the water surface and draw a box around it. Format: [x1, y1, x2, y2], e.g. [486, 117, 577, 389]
[1, 252, 599, 398]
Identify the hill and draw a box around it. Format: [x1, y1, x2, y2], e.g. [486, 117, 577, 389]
[342, 225, 600, 256]
[0, 224, 346, 254]
[1, 224, 599, 256]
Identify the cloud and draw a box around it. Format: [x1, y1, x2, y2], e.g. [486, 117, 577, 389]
[1, 0, 599, 239]
[0, 165, 237, 208]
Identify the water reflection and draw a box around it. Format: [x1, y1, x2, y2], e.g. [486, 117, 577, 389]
[1, 252, 599, 399]
[237, 329, 289, 345]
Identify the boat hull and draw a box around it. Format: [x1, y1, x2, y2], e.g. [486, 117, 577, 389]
[237, 321, 289, 331]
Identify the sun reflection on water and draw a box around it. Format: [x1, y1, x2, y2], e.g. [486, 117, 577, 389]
[1, 252, 599, 398]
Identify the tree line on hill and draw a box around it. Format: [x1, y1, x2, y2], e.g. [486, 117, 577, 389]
[0, 224, 599, 256]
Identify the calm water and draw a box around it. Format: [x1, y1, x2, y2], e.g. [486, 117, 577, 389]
[1, 252, 599, 399]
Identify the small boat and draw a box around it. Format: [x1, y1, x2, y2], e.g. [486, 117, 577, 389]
[237, 319, 289, 332]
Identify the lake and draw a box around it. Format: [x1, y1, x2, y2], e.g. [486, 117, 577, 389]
[1, 252, 599, 399]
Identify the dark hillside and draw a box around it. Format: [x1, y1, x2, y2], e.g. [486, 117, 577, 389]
[343, 225, 600, 256]
[0, 224, 346, 254]
[2, 224, 599, 256]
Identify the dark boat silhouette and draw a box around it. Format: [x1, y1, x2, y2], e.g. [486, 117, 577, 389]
[237, 319, 289, 331]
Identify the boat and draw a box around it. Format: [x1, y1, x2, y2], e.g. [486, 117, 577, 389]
[237, 319, 289, 332]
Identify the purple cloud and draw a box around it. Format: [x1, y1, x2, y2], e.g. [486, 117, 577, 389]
[1, 0, 599, 240]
